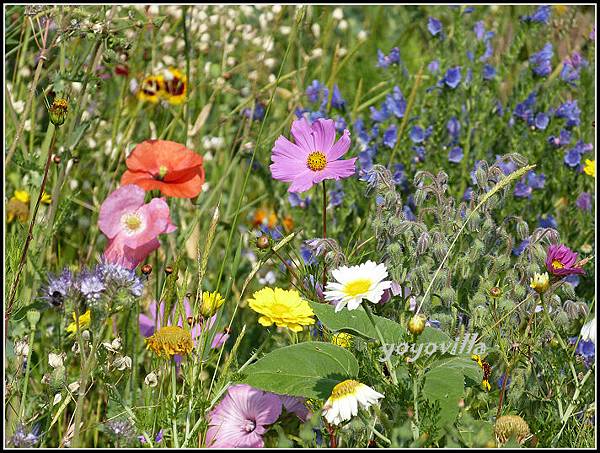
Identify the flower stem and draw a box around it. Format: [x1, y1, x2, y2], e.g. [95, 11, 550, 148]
[19, 322, 37, 419]
[363, 304, 398, 385]
[171, 362, 180, 448]
[322, 180, 327, 291]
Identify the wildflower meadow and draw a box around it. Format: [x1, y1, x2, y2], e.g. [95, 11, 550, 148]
[4, 4, 597, 449]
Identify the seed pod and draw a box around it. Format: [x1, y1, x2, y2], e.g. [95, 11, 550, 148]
[494, 415, 530, 445]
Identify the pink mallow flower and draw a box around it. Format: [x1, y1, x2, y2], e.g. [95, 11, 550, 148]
[270, 117, 356, 193]
[99, 184, 176, 269]
[545, 244, 586, 276]
[206, 384, 282, 448]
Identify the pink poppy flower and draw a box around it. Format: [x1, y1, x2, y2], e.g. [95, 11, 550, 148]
[206, 384, 282, 448]
[99, 185, 176, 269]
[270, 117, 356, 193]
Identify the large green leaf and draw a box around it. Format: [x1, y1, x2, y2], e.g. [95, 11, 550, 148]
[428, 356, 483, 385]
[308, 301, 405, 343]
[422, 366, 464, 428]
[240, 342, 359, 399]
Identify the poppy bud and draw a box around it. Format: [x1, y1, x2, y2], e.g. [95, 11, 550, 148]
[489, 286, 503, 298]
[256, 235, 270, 249]
[165, 266, 173, 275]
[141, 264, 152, 275]
[408, 314, 426, 335]
[53, 155, 61, 164]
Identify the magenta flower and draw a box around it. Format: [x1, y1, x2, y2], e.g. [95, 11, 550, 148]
[99, 185, 176, 269]
[270, 117, 356, 193]
[206, 384, 282, 448]
[278, 395, 310, 422]
[545, 244, 586, 276]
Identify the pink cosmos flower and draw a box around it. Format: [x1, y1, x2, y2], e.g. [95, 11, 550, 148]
[270, 117, 356, 193]
[99, 185, 176, 269]
[206, 384, 282, 448]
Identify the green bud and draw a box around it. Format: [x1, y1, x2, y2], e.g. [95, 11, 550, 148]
[48, 98, 68, 127]
[516, 220, 529, 240]
[27, 309, 40, 328]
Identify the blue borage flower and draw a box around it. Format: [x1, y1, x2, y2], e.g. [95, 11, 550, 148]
[530, 43, 553, 77]
[521, 5, 552, 24]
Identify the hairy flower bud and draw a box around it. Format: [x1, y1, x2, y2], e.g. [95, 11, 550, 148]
[563, 300, 588, 320]
[516, 221, 529, 240]
[408, 314, 426, 335]
[416, 232, 430, 256]
[48, 98, 68, 127]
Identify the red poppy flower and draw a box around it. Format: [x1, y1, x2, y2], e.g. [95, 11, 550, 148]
[121, 140, 205, 198]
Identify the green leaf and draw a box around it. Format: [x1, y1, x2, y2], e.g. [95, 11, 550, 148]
[429, 356, 483, 386]
[422, 366, 464, 428]
[417, 326, 451, 344]
[308, 301, 405, 343]
[240, 342, 359, 399]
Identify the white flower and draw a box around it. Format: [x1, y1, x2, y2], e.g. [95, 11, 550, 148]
[53, 393, 62, 406]
[144, 372, 158, 387]
[48, 352, 66, 369]
[324, 261, 392, 312]
[14, 339, 29, 357]
[580, 318, 596, 345]
[322, 380, 384, 425]
[332, 8, 344, 20]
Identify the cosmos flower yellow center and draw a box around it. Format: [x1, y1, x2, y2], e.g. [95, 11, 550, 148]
[121, 212, 144, 234]
[145, 326, 194, 358]
[306, 151, 327, 171]
[330, 380, 361, 400]
[343, 279, 372, 297]
[552, 259, 564, 269]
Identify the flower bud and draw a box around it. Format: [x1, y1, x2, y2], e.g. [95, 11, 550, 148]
[516, 221, 529, 240]
[48, 98, 68, 127]
[199, 291, 225, 318]
[141, 264, 152, 275]
[529, 272, 549, 294]
[27, 310, 40, 328]
[408, 314, 426, 335]
[416, 231, 431, 256]
[256, 235, 270, 250]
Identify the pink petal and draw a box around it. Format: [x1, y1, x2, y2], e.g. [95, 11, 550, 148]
[326, 128, 351, 161]
[288, 171, 316, 193]
[290, 117, 316, 153]
[272, 135, 309, 161]
[98, 185, 145, 239]
[270, 160, 305, 183]
[312, 118, 336, 153]
[103, 235, 161, 270]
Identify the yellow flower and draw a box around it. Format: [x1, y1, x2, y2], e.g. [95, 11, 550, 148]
[138, 75, 164, 103]
[14, 190, 30, 203]
[161, 68, 187, 105]
[200, 291, 225, 318]
[66, 309, 91, 337]
[41, 191, 52, 204]
[583, 159, 595, 177]
[472, 354, 491, 392]
[530, 272, 550, 294]
[145, 326, 194, 358]
[331, 332, 352, 348]
[553, 5, 567, 16]
[248, 287, 315, 332]
[7, 197, 29, 223]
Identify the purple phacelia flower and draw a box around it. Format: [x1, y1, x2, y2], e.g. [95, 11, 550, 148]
[41, 269, 74, 307]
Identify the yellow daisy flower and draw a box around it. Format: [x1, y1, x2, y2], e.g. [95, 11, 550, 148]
[472, 354, 492, 392]
[66, 309, 91, 337]
[14, 190, 30, 203]
[41, 191, 52, 204]
[145, 326, 194, 358]
[248, 287, 315, 332]
[331, 332, 352, 348]
[583, 159, 595, 177]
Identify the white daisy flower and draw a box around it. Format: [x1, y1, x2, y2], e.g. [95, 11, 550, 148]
[322, 380, 384, 425]
[324, 261, 392, 312]
[580, 318, 596, 345]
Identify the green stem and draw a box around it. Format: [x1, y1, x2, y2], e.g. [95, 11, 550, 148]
[19, 323, 37, 419]
[171, 363, 180, 448]
[364, 304, 398, 385]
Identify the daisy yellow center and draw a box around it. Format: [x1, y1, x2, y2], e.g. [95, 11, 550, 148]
[552, 259, 564, 269]
[306, 151, 327, 171]
[145, 326, 194, 358]
[121, 212, 144, 235]
[343, 279, 372, 297]
[330, 380, 361, 400]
